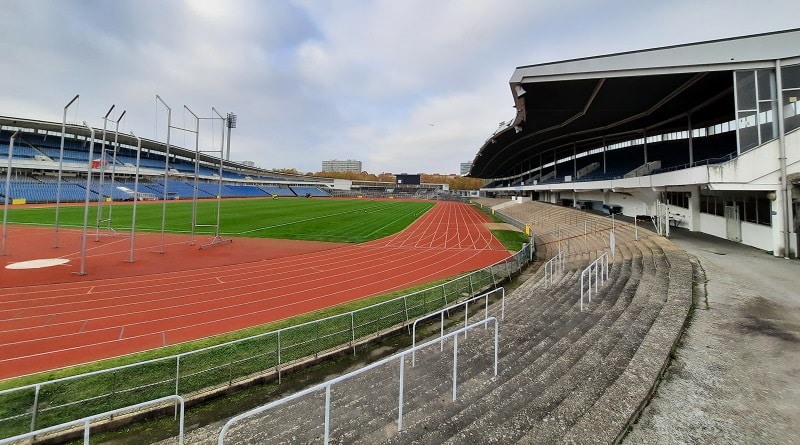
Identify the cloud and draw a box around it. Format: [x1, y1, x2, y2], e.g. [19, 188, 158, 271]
[1, 0, 798, 175]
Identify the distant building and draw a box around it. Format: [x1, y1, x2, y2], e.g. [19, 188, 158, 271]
[322, 159, 362, 173]
[460, 162, 472, 175]
[239, 160, 256, 167]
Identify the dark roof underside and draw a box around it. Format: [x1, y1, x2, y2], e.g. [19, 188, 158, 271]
[470, 70, 734, 178]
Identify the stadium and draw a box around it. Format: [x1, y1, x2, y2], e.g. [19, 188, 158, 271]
[1, 29, 799, 444]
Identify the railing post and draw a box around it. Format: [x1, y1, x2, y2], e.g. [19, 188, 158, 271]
[452, 334, 459, 401]
[324, 385, 331, 445]
[398, 357, 405, 431]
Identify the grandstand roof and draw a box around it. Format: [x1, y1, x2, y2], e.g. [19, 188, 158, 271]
[0, 115, 325, 183]
[469, 28, 800, 178]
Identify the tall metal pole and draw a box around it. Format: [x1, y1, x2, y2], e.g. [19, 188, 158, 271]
[54, 94, 80, 248]
[78, 122, 96, 275]
[2, 131, 20, 256]
[211, 108, 225, 242]
[155, 95, 171, 254]
[107, 110, 126, 230]
[184, 106, 199, 246]
[128, 132, 142, 263]
[95, 105, 114, 242]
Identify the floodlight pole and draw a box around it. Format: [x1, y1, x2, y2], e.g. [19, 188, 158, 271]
[54, 94, 80, 248]
[2, 131, 20, 256]
[128, 131, 142, 263]
[225, 112, 236, 161]
[155, 95, 172, 254]
[95, 105, 115, 242]
[78, 121, 96, 276]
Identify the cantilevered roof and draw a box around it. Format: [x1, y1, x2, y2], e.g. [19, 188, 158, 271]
[470, 28, 800, 179]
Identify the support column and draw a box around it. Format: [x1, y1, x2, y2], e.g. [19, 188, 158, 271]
[771, 190, 789, 257]
[688, 186, 701, 232]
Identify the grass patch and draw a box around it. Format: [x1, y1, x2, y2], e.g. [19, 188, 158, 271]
[3, 198, 435, 243]
[491, 229, 531, 252]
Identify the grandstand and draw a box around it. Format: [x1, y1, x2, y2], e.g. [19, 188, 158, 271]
[0, 119, 338, 204]
[471, 28, 800, 259]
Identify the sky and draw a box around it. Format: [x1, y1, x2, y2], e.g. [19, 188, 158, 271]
[1, 0, 797, 175]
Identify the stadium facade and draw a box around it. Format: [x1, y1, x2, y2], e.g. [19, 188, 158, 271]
[471, 28, 800, 258]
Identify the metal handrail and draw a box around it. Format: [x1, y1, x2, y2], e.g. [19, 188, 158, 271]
[543, 250, 564, 287]
[580, 252, 609, 311]
[217, 318, 499, 445]
[411, 287, 504, 366]
[0, 395, 185, 445]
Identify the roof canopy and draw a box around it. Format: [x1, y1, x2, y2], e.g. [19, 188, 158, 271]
[470, 28, 800, 179]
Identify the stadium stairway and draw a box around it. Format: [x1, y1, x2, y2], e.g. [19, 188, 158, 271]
[172, 206, 692, 444]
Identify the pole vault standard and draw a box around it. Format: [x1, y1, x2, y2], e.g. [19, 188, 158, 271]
[128, 131, 143, 263]
[77, 122, 96, 276]
[155, 95, 172, 254]
[1, 130, 20, 256]
[54, 94, 79, 248]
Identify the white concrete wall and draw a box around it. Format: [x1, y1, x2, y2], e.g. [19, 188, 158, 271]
[698, 213, 727, 239]
[741, 221, 775, 252]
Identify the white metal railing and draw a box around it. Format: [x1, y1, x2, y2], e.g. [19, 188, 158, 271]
[411, 287, 504, 366]
[217, 318, 499, 445]
[580, 252, 609, 311]
[0, 395, 185, 445]
[543, 250, 564, 287]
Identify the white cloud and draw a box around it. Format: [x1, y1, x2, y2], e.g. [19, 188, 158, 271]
[1, 0, 798, 174]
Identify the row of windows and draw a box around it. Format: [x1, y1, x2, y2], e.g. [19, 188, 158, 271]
[665, 190, 773, 226]
[699, 191, 772, 226]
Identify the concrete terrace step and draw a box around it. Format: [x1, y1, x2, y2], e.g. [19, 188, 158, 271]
[380, 256, 642, 444]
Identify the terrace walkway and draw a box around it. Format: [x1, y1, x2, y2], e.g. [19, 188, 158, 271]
[169, 200, 694, 444]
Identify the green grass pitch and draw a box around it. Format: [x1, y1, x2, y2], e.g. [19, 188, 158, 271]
[2, 198, 436, 243]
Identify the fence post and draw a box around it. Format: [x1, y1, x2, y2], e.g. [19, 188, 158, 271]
[30, 384, 40, 432]
[277, 331, 282, 384]
[316, 321, 321, 356]
[351, 313, 356, 356]
[175, 356, 181, 396]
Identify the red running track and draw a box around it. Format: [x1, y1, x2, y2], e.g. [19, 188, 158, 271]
[0, 201, 510, 380]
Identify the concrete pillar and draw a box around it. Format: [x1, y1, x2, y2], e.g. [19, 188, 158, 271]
[771, 190, 788, 257]
[689, 186, 701, 232]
